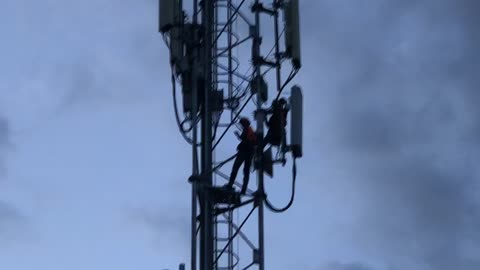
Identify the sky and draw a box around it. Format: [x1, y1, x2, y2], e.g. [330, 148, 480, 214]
[0, 0, 479, 270]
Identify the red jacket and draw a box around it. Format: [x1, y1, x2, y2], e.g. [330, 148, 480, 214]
[237, 126, 256, 153]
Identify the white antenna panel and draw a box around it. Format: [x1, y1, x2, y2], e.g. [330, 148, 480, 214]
[290, 85, 303, 158]
[159, 0, 182, 33]
[170, 25, 184, 66]
[158, 0, 184, 65]
[283, 0, 301, 69]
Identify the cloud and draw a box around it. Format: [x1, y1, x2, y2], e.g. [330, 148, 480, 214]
[0, 200, 26, 245]
[0, 116, 12, 177]
[126, 205, 190, 249]
[0, 200, 23, 223]
[0, 118, 27, 245]
[319, 262, 376, 270]
[300, 0, 480, 269]
[1, 0, 167, 124]
[354, 157, 480, 270]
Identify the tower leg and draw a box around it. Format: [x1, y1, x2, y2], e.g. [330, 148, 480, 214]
[253, 1, 265, 269]
[200, 1, 215, 270]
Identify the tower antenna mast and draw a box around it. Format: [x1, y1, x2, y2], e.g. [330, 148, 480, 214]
[159, 1, 303, 269]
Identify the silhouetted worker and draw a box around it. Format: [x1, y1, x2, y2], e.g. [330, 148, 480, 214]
[263, 98, 289, 149]
[224, 117, 257, 195]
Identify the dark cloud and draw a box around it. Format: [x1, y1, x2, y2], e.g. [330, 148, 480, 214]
[355, 157, 480, 270]
[0, 118, 25, 243]
[0, 116, 11, 177]
[127, 205, 190, 248]
[0, 201, 23, 223]
[301, 0, 480, 269]
[0, 200, 26, 244]
[1, 0, 165, 117]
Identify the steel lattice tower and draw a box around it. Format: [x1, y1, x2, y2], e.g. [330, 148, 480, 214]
[159, 1, 303, 270]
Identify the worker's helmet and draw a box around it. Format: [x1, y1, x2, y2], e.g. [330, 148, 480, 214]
[239, 117, 250, 127]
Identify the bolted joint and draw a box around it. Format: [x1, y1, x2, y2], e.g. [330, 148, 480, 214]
[275, 51, 288, 60]
[253, 249, 260, 264]
[225, 97, 240, 111]
[188, 174, 206, 183]
[187, 175, 198, 183]
[261, 58, 277, 67]
[254, 190, 267, 206]
[250, 2, 263, 13]
[252, 55, 264, 67]
[250, 75, 268, 103]
[273, 0, 285, 9]
[251, 2, 275, 15]
[248, 25, 255, 38]
[249, 25, 262, 44]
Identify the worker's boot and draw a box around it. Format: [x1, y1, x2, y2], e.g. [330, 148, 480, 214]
[240, 179, 248, 195]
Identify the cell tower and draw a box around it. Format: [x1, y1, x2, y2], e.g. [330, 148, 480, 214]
[159, 1, 303, 270]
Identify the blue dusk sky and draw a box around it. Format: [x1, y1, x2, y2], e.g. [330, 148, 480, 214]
[0, 1, 479, 270]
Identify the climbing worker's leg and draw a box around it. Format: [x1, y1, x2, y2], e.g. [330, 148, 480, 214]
[281, 128, 287, 151]
[226, 153, 244, 189]
[240, 153, 252, 195]
[280, 128, 287, 166]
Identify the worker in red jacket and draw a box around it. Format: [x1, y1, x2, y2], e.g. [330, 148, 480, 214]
[224, 117, 257, 195]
